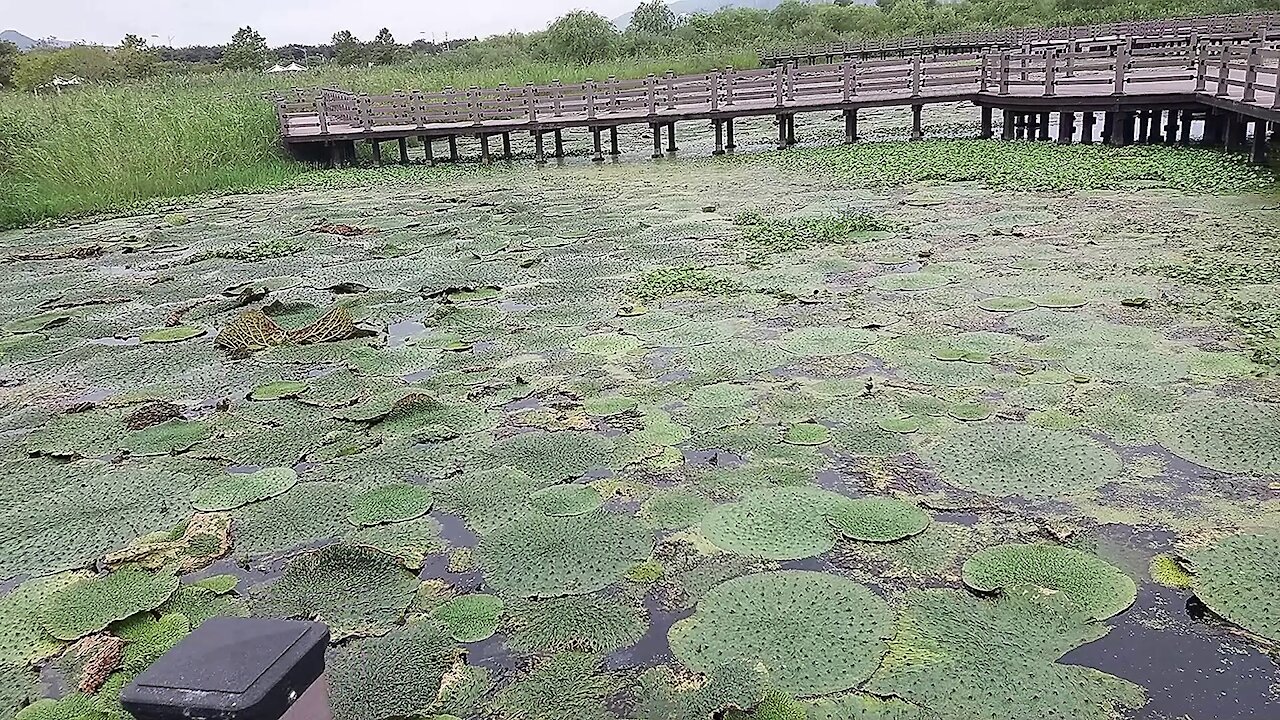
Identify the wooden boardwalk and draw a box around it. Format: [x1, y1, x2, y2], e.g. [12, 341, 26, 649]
[277, 28, 1280, 167]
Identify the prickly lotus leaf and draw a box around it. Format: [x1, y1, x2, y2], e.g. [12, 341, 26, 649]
[777, 327, 877, 357]
[0, 572, 89, 666]
[962, 543, 1137, 620]
[117, 612, 191, 674]
[700, 487, 847, 560]
[529, 484, 602, 517]
[121, 420, 210, 456]
[11, 693, 98, 720]
[349, 517, 444, 570]
[230, 482, 357, 559]
[826, 497, 931, 543]
[492, 652, 622, 720]
[669, 571, 892, 696]
[431, 594, 504, 642]
[190, 467, 298, 512]
[215, 310, 287, 353]
[917, 422, 1120, 498]
[1158, 398, 1280, 475]
[249, 380, 308, 401]
[347, 483, 433, 526]
[506, 590, 648, 654]
[328, 620, 460, 720]
[804, 693, 940, 719]
[484, 430, 615, 482]
[783, 422, 829, 446]
[866, 588, 1145, 720]
[1185, 530, 1280, 642]
[431, 467, 544, 535]
[476, 509, 651, 599]
[977, 296, 1035, 313]
[39, 568, 179, 641]
[639, 488, 712, 530]
[251, 544, 419, 640]
[332, 389, 436, 423]
[631, 662, 768, 720]
[724, 690, 807, 720]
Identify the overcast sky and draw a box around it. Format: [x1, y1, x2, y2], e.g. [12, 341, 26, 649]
[4, 0, 648, 46]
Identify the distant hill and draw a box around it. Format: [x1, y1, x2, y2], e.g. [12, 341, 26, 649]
[615, 0, 811, 29]
[1, 30, 74, 51]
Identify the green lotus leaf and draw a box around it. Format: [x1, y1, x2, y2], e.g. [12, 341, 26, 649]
[583, 394, 638, 417]
[492, 652, 622, 720]
[1031, 291, 1087, 308]
[507, 590, 648, 654]
[701, 487, 848, 560]
[348, 483, 434, 526]
[39, 568, 179, 641]
[783, 422, 830, 446]
[191, 467, 298, 512]
[249, 380, 309, 401]
[0, 572, 88, 667]
[669, 570, 892, 696]
[826, 497, 931, 543]
[328, 620, 461, 720]
[251, 544, 419, 640]
[777, 326, 877, 357]
[1158, 398, 1280, 475]
[871, 272, 949, 292]
[123, 419, 210, 456]
[962, 543, 1137, 620]
[485, 430, 615, 482]
[529, 484, 602, 517]
[639, 488, 712, 530]
[139, 326, 204, 344]
[1186, 530, 1280, 642]
[977, 296, 1035, 312]
[431, 594, 504, 642]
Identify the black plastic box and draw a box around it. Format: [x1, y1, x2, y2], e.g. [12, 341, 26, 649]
[121, 617, 329, 720]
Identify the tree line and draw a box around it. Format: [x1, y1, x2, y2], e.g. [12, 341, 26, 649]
[2, 0, 1277, 91]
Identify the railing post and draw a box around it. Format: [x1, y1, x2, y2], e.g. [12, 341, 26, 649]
[1217, 44, 1231, 96]
[467, 86, 479, 124]
[1195, 41, 1209, 91]
[552, 80, 563, 116]
[999, 52, 1010, 95]
[1020, 43, 1030, 82]
[1044, 49, 1057, 96]
[525, 82, 538, 122]
[1272, 52, 1280, 108]
[1244, 45, 1259, 102]
[912, 54, 922, 96]
[785, 62, 795, 101]
[607, 75, 618, 111]
[665, 71, 677, 110]
[646, 74, 657, 115]
[724, 68, 736, 106]
[586, 79, 597, 120]
[842, 60, 853, 101]
[1113, 42, 1128, 95]
[359, 93, 372, 131]
[314, 94, 328, 135]
[708, 72, 719, 112]
[1066, 39, 1077, 77]
[774, 64, 785, 106]
[979, 52, 988, 92]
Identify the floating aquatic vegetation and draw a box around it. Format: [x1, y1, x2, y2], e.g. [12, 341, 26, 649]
[190, 468, 297, 512]
[39, 568, 178, 642]
[431, 594, 504, 643]
[328, 620, 461, 720]
[961, 543, 1137, 620]
[669, 570, 892, 696]
[1158, 398, 1280, 475]
[826, 497, 931, 543]
[640, 488, 713, 530]
[347, 483, 434, 526]
[1185, 530, 1280, 642]
[507, 590, 648, 654]
[476, 509, 651, 598]
[700, 487, 848, 560]
[866, 588, 1145, 720]
[251, 544, 419, 639]
[492, 652, 622, 720]
[529, 483, 602, 517]
[917, 422, 1121, 498]
[485, 430, 615, 482]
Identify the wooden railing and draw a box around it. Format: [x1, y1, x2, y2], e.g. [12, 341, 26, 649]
[276, 41, 1280, 139]
[759, 11, 1280, 66]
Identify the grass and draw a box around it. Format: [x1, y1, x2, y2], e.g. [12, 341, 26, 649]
[0, 50, 755, 229]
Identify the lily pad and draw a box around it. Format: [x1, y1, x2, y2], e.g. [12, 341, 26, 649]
[962, 543, 1137, 620]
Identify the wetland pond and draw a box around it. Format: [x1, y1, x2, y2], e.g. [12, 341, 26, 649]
[1, 103, 1278, 720]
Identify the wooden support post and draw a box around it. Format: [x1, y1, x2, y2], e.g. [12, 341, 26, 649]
[777, 114, 788, 150]
[327, 142, 340, 169]
[1106, 112, 1124, 146]
[1135, 111, 1148, 143]
[534, 132, 546, 164]
[554, 130, 564, 158]
[609, 126, 620, 156]
[1216, 44, 1231, 96]
[1014, 113, 1026, 140]
[397, 137, 409, 165]
[713, 120, 725, 155]
[422, 136, 434, 165]
[1081, 112, 1095, 144]
[1024, 113, 1036, 140]
[666, 122, 678, 153]
[1057, 112, 1074, 144]
[1226, 114, 1245, 153]
[502, 132, 512, 161]
[911, 104, 923, 141]
[480, 134, 492, 164]
[1163, 111, 1178, 145]
[1113, 42, 1128, 95]
[651, 123, 663, 158]
[372, 140, 382, 164]
[1201, 110, 1220, 147]
[786, 114, 796, 146]
[1251, 118, 1268, 164]
[448, 135, 459, 162]
[1179, 110, 1194, 145]
[1123, 112, 1136, 146]
[726, 119, 736, 150]
[591, 127, 604, 163]
[1037, 112, 1050, 141]
[1001, 109, 1016, 141]
[980, 106, 993, 139]
[845, 109, 859, 143]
